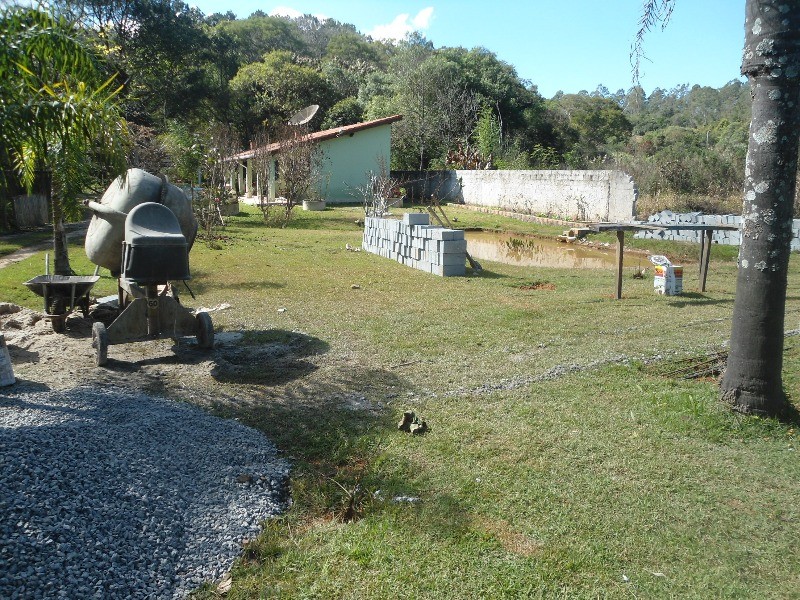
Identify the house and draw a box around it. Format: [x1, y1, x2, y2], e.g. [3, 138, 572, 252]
[230, 114, 403, 204]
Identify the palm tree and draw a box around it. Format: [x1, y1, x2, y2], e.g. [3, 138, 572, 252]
[636, 0, 800, 417]
[719, 1, 800, 416]
[0, 5, 128, 275]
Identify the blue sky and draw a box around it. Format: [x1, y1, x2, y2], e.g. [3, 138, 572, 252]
[189, 0, 746, 98]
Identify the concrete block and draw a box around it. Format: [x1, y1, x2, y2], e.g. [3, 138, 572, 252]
[441, 240, 467, 254]
[441, 252, 466, 266]
[431, 263, 466, 277]
[403, 212, 430, 226]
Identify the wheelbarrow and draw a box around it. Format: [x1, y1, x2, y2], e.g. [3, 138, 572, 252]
[23, 273, 100, 333]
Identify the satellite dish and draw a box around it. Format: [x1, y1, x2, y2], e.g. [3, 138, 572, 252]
[288, 104, 319, 126]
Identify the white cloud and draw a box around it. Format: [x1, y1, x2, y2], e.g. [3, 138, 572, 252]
[269, 6, 329, 21]
[368, 7, 435, 41]
[412, 7, 434, 29]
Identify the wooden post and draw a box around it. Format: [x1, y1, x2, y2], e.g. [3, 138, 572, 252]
[699, 229, 713, 292]
[616, 230, 625, 300]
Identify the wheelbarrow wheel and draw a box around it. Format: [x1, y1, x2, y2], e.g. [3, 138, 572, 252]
[48, 297, 66, 333]
[196, 312, 214, 349]
[92, 322, 109, 366]
[51, 316, 66, 334]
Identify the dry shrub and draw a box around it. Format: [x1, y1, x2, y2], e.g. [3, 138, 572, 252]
[636, 193, 742, 219]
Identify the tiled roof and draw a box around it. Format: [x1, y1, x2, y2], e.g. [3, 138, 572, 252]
[231, 114, 403, 161]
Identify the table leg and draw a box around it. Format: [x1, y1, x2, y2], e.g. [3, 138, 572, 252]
[616, 230, 625, 300]
[700, 229, 712, 292]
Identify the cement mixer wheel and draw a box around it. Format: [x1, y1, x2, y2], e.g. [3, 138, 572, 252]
[196, 312, 214, 349]
[92, 321, 109, 366]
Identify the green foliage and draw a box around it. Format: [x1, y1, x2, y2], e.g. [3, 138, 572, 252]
[326, 32, 381, 66]
[230, 50, 334, 135]
[161, 121, 204, 184]
[212, 14, 306, 69]
[33, 4, 761, 211]
[321, 97, 364, 129]
[529, 144, 560, 169]
[474, 107, 501, 162]
[1, 4, 128, 271]
[120, 1, 221, 125]
[321, 57, 376, 100]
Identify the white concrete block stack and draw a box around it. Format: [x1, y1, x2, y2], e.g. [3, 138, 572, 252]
[634, 211, 747, 245]
[362, 213, 467, 276]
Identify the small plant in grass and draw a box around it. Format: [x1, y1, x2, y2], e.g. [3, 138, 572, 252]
[356, 156, 397, 217]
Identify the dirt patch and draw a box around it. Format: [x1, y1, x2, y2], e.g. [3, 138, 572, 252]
[519, 281, 556, 291]
[0, 302, 394, 420]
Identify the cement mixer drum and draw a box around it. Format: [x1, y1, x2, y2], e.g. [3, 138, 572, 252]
[85, 169, 198, 275]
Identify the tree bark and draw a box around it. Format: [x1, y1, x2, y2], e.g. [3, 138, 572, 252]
[48, 170, 71, 276]
[720, 0, 800, 416]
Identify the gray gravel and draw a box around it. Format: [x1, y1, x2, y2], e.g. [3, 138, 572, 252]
[0, 385, 289, 599]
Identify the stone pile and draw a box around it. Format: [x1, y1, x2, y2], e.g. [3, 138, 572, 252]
[362, 213, 467, 276]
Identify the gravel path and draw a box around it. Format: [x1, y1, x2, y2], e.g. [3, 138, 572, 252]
[0, 385, 289, 599]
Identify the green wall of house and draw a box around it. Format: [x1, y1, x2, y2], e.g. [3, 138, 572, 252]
[317, 124, 391, 203]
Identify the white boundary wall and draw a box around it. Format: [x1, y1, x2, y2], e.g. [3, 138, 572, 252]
[362, 213, 467, 276]
[454, 170, 637, 223]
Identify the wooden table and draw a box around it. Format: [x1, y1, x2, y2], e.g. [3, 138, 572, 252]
[588, 223, 741, 299]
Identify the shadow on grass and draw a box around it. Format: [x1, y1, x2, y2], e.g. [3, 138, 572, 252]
[777, 396, 800, 426]
[190, 278, 286, 294]
[666, 292, 735, 308]
[224, 212, 362, 233]
[469, 268, 508, 280]
[210, 329, 328, 386]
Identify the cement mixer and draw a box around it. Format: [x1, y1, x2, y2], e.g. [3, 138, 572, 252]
[85, 169, 213, 366]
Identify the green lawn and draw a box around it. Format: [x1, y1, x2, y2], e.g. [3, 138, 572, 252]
[2, 204, 798, 599]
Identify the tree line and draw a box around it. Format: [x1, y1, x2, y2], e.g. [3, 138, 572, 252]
[1, 0, 757, 222]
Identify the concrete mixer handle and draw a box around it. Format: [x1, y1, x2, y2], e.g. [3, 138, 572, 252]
[84, 199, 128, 221]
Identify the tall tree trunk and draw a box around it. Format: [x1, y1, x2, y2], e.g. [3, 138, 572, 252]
[720, 0, 800, 416]
[48, 170, 71, 276]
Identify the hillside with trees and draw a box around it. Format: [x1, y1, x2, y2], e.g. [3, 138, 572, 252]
[1, 0, 760, 229]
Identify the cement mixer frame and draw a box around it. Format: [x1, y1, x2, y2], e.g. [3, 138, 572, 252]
[90, 279, 213, 367]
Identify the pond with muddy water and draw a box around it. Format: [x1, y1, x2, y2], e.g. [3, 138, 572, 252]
[465, 230, 645, 270]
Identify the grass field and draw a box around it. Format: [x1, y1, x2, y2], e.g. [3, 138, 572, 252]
[2, 204, 798, 598]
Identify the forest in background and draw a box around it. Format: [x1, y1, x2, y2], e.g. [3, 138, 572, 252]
[4, 1, 757, 220]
